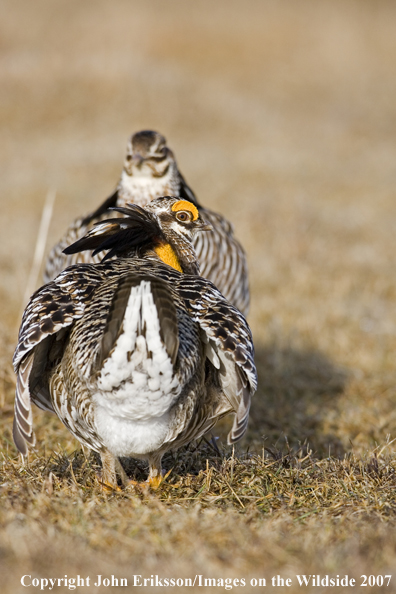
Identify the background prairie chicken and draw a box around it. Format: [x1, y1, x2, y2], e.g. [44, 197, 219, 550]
[14, 197, 257, 488]
[44, 130, 250, 316]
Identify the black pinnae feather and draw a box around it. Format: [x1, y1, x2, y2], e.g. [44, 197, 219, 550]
[111, 205, 150, 218]
[63, 204, 164, 260]
[96, 226, 156, 261]
[63, 226, 120, 255]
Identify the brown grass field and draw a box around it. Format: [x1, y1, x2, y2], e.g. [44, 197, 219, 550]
[2, 0, 396, 591]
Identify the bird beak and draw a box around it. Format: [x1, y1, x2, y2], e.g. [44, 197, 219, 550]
[131, 154, 144, 168]
[125, 153, 144, 173]
[197, 219, 213, 232]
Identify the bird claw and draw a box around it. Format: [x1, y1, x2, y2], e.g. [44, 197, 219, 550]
[98, 479, 122, 492]
[128, 479, 148, 491]
[96, 472, 122, 492]
[149, 468, 173, 489]
[128, 468, 172, 491]
[148, 475, 163, 490]
[128, 476, 163, 491]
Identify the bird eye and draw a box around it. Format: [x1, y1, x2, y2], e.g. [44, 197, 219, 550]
[176, 211, 192, 223]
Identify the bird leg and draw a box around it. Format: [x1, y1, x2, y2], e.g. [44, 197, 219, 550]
[99, 450, 127, 491]
[147, 452, 165, 490]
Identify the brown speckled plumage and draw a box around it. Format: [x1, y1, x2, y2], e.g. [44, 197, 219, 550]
[14, 197, 256, 487]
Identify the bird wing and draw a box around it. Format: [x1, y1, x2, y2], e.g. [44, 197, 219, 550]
[13, 266, 100, 454]
[178, 276, 257, 443]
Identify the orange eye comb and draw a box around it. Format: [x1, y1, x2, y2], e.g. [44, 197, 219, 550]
[171, 200, 199, 221]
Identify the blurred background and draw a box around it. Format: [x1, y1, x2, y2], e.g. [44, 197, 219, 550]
[2, 0, 396, 455]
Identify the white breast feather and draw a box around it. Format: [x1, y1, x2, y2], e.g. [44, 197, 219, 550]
[119, 171, 166, 206]
[119, 170, 175, 205]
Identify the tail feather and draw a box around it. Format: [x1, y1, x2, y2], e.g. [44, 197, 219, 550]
[148, 276, 179, 366]
[95, 274, 179, 373]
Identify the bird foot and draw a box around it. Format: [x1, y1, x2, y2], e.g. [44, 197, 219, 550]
[148, 475, 163, 490]
[96, 472, 122, 492]
[128, 479, 149, 491]
[128, 476, 162, 491]
[128, 469, 172, 491]
[149, 468, 173, 489]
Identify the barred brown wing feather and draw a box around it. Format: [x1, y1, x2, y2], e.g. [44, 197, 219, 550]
[14, 282, 86, 370]
[12, 270, 101, 455]
[13, 352, 35, 455]
[228, 367, 251, 444]
[178, 276, 257, 442]
[179, 279, 256, 384]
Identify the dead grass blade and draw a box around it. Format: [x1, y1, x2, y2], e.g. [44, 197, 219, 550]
[21, 188, 56, 311]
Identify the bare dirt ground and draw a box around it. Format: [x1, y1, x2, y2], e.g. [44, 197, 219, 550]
[1, 1, 396, 592]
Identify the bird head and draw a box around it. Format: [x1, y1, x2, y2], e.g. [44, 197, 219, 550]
[63, 197, 211, 275]
[146, 197, 210, 242]
[123, 130, 176, 179]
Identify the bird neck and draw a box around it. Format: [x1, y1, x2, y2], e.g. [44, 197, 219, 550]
[154, 230, 199, 276]
[117, 165, 180, 207]
[154, 243, 183, 273]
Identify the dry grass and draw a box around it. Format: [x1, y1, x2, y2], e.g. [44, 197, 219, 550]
[2, 0, 396, 591]
[2, 434, 396, 591]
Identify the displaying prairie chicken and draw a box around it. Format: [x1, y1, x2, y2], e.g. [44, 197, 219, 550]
[44, 130, 250, 316]
[14, 197, 257, 488]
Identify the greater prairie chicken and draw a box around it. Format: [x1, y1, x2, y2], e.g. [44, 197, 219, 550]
[44, 130, 250, 315]
[14, 197, 257, 488]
